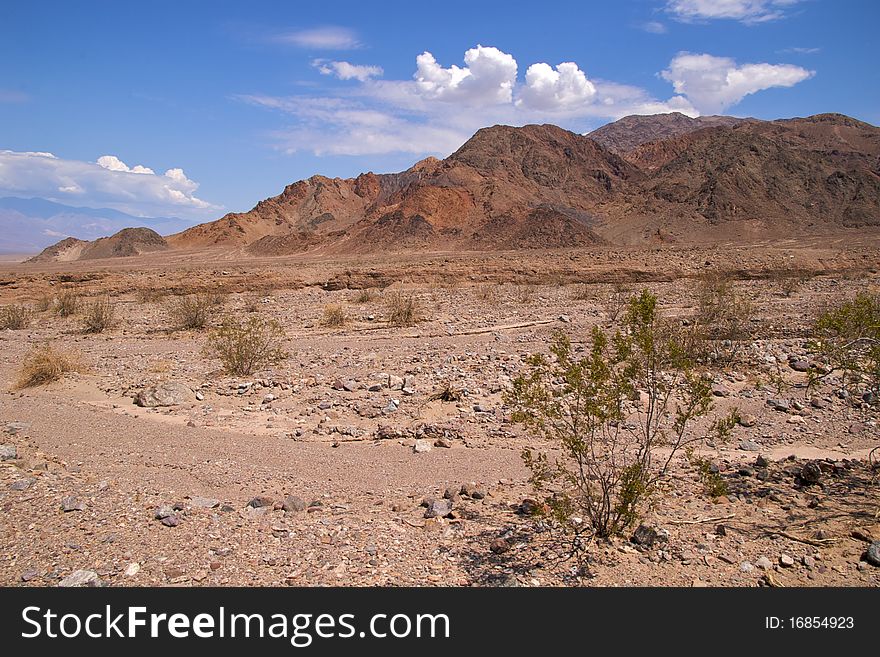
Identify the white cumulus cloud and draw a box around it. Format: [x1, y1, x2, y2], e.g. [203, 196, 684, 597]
[661, 52, 813, 113]
[667, 0, 802, 24]
[0, 150, 220, 218]
[312, 59, 383, 81]
[414, 45, 517, 105]
[517, 62, 597, 111]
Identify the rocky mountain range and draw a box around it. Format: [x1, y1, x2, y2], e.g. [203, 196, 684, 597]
[29, 112, 880, 261]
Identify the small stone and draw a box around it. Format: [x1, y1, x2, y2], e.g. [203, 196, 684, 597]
[755, 556, 772, 570]
[489, 538, 510, 553]
[413, 439, 432, 453]
[124, 563, 140, 577]
[738, 440, 761, 452]
[767, 399, 790, 412]
[61, 496, 85, 512]
[9, 478, 36, 491]
[631, 524, 659, 547]
[779, 554, 795, 568]
[810, 396, 826, 409]
[0, 445, 17, 460]
[424, 499, 453, 519]
[739, 561, 755, 573]
[558, 314, 571, 323]
[154, 504, 175, 519]
[134, 382, 193, 407]
[789, 360, 810, 372]
[738, 414, 757, 427]
[20, 569, 39, 582]
[443, 487, 460, 501]
[161, 515, 180, 527]
[282, 495, 307, 513]
[433, 437, 453, 448]
[802, 555, 816, 569]
[755, 454, 769, 468]
[4, 421, 30, 435]
[58, 570, 102, 587]
[518, 498, 541, 515]
[711, 384, 730, 398]
[189, 496, 220, 509]
[247, 496, 274, 508]
[864, 542, 880, 567]
[799, 461, 822, 485]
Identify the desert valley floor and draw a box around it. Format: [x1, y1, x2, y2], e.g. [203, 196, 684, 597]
[1, 236, 879, 587]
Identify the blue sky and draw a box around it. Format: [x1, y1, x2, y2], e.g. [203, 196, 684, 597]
[1, 0, 877, 223]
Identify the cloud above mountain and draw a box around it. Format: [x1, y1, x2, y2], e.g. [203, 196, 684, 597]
[237, 43, 812, 157]
[0, 150, 220, 219]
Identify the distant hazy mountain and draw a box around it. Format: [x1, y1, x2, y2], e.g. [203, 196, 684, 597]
[0, 197, 194, 253]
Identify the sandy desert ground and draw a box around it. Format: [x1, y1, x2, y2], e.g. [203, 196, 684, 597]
[1, 236, 879, 587]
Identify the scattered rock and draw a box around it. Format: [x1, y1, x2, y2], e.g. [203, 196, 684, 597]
[9, 478, 36, 491]
[738, 440, 761, 452]
[413, 439, 432, 453]
[247, 496, 274, 509]
[282, 495, 307, 513]
[518, 498, 541, 515]
[0, 445, 17, 460]
[767, 399, 790, 412]
[755, 556, 772, 570]
[631, 525, 659, 547]
[424, 499, 453, 519]
[740, 561, 755, 573]
[738, 414, 757, 427]
[711, 384, 730, 397]
[58, 569, 102, 587]
[61, 496, 85, 512]
[489, 538, 510, 553]
[779, 554, 795, 568]
[4, 422, 29, 435]
[789, 360, 810, 372]
[798, 461, 822, 485]
[864, 542, 880, 567]
[134, 381, 194, 407]
[124, 563, 140, 577]
[189, 496, 220, 509]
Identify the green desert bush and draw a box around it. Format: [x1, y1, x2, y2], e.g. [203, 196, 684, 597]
[54, 289, 80, 317]
[322, 303, 348, 327]
[204, 316, 287, 376]
[811, 292, 880, 406]
[81, 297, 116, 333]
[386, 292, 420, 327]
[507, 290, 715, 545]
[167, 293, 217, 330]
[0, 304, 33, 330]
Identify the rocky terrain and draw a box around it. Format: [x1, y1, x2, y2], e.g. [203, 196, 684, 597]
[27, 227, 168, 263]
[0, 238, 878, 587]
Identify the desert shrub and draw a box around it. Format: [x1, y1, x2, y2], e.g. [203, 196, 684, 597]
[507, 290, 715, 545]
[694, 273, 754, 364]
[513, 285, 535, 304]
[351, 288, 376, 304]
[204, 316, 287, 376]
[54, 290, 80, 317]
[474, 283, 497, 302]
[0, 304, 33, 330]
[570, 284, 594, 302]
[811, 292, 880, 406]
[82, 297, 116, 333]
[16, 344, 79, 388]
[771, 268, 810, 297]
[167, 294, 217, 330]
[322, 303, 348, 327]
[603, 282, 631, 322]
[35, 295, 52, 312]
[136, 288, 168, 303]
[688, 453, 729, 499]
[243, 294, 261, 313]
[386, 292, 420, 327]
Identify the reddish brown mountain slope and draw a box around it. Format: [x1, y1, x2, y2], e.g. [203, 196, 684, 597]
[587, 112, 743, 155]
